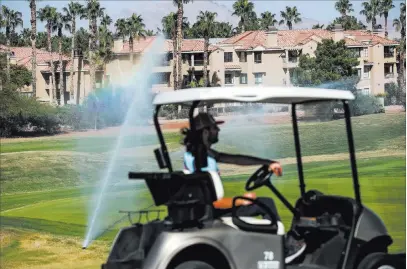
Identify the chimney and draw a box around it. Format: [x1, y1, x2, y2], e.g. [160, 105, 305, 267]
[333, 24, 344, 42]
[113, 37, 124, 53]
[372, 26, 385, 38]
[265, 26, 278, 47]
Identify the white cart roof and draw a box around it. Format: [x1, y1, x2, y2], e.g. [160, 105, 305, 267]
[152, 86, 355, 105]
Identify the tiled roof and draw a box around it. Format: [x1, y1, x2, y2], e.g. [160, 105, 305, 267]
[117, 36, 221, 54]
[220, 29, 399, 49]
[0, 45, 91, 71]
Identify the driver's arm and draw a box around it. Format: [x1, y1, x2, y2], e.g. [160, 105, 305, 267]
[208, 148, 276, 166]
[208, 149, 283, 176]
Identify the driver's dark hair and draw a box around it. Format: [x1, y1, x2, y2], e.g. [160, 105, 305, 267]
[180, 127, 204, 153]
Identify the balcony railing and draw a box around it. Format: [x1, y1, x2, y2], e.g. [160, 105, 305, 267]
[385, 73, 395, 78]
[283, 57, 298, 63]
[384, 52, 394, 58]
[188, 59, 207, 66]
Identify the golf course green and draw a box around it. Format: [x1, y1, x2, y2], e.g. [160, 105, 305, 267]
[1, 112, 405, 269]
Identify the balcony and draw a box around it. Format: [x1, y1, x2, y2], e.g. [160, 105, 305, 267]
[384, 52, 394, 58]
[385, 73, 397, 82]
[282, 57, 299, 68]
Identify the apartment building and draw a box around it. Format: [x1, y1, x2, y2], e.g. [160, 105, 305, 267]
[0, 45, 102, 104]
[106, 37, 224, 93]
[108, 25, 398, 96]
[3, 25, 399, 105]
[214, 25, 399, 96]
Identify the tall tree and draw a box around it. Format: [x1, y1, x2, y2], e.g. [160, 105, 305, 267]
[379, 0, 395, 37]
[101, 14, 112, 27]
[52, 12, 70, 105]
[174, 0, 192, 90]
[1, 6, 23, 82]
[214, 22, 233, 38]
[63, 1, 83, 104]
[161, 12, 181, 91]
[114, 18, 127, 42]
[127, 13, 146, 64]
[232, 0, 257, 32]
[195, 11, 217, 87]
[94, 25, 113, 85]
[279, 6, 302, 30]
[29, 0, 37, 98]
[335, 0, 354, 18]
[393, 3, 406, 107]
[360, 0, 380, 30]
[259, 11, 278, 30]
[326, 16, 367, 30]
[82, 0, 105, 92]
[146, 29, 155, 36]
[37, 5, 57, 103]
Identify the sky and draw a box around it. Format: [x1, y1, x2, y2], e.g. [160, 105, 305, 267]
[2, 0, 404, 39]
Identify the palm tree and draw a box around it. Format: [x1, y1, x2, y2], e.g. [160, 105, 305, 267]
[214, 22, 233, 38]
[173, 0, 192, 90]
[146, 29, 155, 36]
[52, 12, 70, 105]
[114, 18, 127, 43]
[63, 1, 83, 104]
[259, 11, 278, 30]
[38, 5, 57, 103]
[2, 6, 23, 82]
[393, 3, 406, 106]
[82, 0, 105, 91]
[95, 25, 114, 86]
[127, 13, 146, 64]
[335, 0, 354, 18]
[279, 6, 302, 30]
[101, 14, 112, 27]
[360, 0, 380, 30]
[232, 0, 256, 32]
[195, 11, 217, 87]
[312, 23, 325, 29]
[29, 0, 37, 98]
[18, 28, 31, 46]
[161, 12, 188, 91]
[379, 0, 395, 37]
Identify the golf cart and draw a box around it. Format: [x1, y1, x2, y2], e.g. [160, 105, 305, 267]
[102, 86, 405, 269]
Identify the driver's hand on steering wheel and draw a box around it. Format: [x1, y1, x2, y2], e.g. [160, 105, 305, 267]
[269, 162, 283, 176]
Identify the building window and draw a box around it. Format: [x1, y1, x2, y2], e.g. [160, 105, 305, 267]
[254, 52, 262, 63]
[360, 88, 370, 95]
[240, 73, 247, 84]
[225, 72, 234, 85]
[254, 73, 263, 84]
[363, 66, 370, 79]
[349, 48, 361, 57]
[224, 52, 233, 62]
[363, 47, 368, 57]
[240, 52, 247, 62]
[357, 68, 362, 77]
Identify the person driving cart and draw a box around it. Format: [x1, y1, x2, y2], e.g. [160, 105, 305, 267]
[181, 112, 307, 264]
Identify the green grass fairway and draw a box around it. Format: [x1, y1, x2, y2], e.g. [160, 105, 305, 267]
[1, 156, 405, 269]
[1, 112, 405, 269]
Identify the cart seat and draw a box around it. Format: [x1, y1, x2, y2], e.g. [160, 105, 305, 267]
[221, 217, 285, 235]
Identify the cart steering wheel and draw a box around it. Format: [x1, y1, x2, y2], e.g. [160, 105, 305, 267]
[246, 165, 273, 191]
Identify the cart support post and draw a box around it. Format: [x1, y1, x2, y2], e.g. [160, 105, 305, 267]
[343, 101, 361, 204]
[154, 105, 173, 172]
[292, 104, 306, 198]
